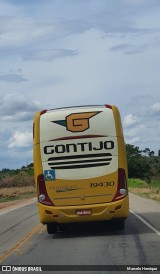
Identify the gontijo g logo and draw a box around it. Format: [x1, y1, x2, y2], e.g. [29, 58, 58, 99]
[52, 111, 101, 132]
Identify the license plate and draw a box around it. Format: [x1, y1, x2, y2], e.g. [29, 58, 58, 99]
[76, 209, 92, 216]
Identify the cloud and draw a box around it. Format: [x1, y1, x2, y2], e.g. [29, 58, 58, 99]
[0, 16, 55, 48]
[151, 102, 160, 113]
[0, 16, 90, 50]
[127, 94, 151, 107]
[23, 49, 79, 62]
[0, 0, 157, 55]
[123, 0, 160, 6]
[0, 73, 27, 83]
[0, 0, 160, 168]
[123, 114, 137, 127]
[7, 131, 32, 149]
[0, 126, 33, 169]
[125, 136, 140, 145]
[124, 0, 148, 4]
[124, 128, 140, 145]
[0, 94, 41, 121]
[124, 123, 147, 147]
[124, 127, 138, 138]
[109, 43, 149, 55]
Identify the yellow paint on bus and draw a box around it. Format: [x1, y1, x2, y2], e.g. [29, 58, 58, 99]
[33, 105, 129, 234]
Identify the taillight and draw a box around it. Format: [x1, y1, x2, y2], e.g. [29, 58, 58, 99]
[105, 104, 112, 109]
[40, 109, 47, 115]
[112, 168, 127, 201]
[37, 174, 54, 206]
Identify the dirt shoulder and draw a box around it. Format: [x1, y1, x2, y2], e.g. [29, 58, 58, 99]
[129, 187, 160, 202]
[0, 197, 37, 210]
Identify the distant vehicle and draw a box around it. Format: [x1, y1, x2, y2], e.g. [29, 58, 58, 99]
[33, 105, 129, 234]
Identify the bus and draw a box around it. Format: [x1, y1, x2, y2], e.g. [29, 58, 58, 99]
[33, 105, 129, 234]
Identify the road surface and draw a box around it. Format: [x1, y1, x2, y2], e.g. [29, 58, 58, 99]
[0, 193, 160, 273]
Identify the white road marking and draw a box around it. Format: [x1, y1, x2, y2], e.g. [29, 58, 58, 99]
[130, 209, 160, 237]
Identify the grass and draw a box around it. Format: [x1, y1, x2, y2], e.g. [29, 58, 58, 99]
[0, 172, 36, 203]
[128, 178, 148, 188]
[0, 186, 36, 203]
[128, 178, 160, 202]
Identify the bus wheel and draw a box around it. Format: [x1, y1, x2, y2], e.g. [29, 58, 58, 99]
[47, 223, 58, 234]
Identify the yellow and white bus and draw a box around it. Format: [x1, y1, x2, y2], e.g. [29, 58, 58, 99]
[33, 105, 129, 234]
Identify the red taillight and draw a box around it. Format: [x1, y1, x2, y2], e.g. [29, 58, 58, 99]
[37, 174, 54, 206]
[112, 168, 127, 201]
[105, 104, 112, 109]
[40, 109, 47, 115]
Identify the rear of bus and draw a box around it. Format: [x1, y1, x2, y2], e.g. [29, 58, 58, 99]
[33, 105, 129, 233]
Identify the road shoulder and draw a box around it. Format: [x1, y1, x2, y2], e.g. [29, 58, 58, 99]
[0, 197, 37, 215]
[129, 192, 160, 231]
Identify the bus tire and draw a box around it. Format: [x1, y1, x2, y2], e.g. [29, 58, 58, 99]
[47, 223, 58, 234]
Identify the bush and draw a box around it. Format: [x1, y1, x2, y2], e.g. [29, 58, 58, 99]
[0, 172, 34, 188]
[128, 178, 148, 188]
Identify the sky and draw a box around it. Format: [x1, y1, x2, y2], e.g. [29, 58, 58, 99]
[0, 0, 160, 170]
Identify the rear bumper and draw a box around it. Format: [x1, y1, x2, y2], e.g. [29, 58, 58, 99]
[38, 196, 129, 224]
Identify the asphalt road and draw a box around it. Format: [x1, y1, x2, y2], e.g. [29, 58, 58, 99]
[0, 194, 160, 274]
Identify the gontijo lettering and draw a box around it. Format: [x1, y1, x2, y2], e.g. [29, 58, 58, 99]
[44, 140, 114, 154]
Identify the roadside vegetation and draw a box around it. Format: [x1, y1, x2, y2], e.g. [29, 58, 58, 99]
[0, 163, 36, 203]
[128, 178, 160, 201]
[0, 144, 159, 203]
[127, 144, 160, 201]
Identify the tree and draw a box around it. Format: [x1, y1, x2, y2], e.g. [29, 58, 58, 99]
[143, 148, 150, 156]
[126, 144, 151, 181]
[149, 151, 155, 157]
[143, 148, 155, 157]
